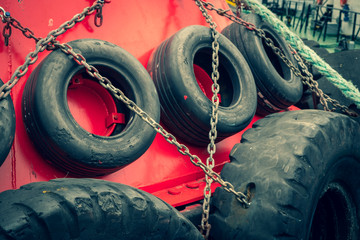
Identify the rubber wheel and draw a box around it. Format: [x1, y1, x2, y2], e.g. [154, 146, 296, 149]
[222, 13, 303, 116]
[0, 178, 203, 240]
[22, 39, 160, 177]
[210, 110, 360, 239]
[0, 79, 16, 166]
[147, 25, 257, 146]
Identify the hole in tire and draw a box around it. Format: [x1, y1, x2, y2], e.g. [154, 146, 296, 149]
[261, 29, 292, 81]
[310, 182, 357, 240]
[193, 47, 240, 108]
[245, 182, 256, 203]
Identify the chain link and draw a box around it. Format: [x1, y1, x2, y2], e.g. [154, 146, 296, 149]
[56, 39, 252, 214]
[0, 0, 105, 99]
[94, 4, 104, 27]
[2, 22, 11, 46]
[2, 13, 40, 45]
[1, 2, 358, 239]
[256, 26, 357, 116]
[290, 45, 357, 116]
[0, 7, 6, 22]
[58, 39, 253, 193]
[195, 0, 357, 117]
[0, 0, 251, 214]
[194, 0, 221, 238]
[3, 0, 352, 224]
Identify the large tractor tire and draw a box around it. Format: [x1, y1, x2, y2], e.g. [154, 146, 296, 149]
[0, 178, 203, 240]
[210, 110, 360, 239]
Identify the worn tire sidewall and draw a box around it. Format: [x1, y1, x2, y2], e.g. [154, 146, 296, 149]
[210, 110, 360, 239]
[24, 39, 160, 168]
[306, 156, 360, 240]
[157, 25, 257, 134]
[0, 80, 15, 165]
[0, 178, 204, 240]
[236, 13, 302, 108]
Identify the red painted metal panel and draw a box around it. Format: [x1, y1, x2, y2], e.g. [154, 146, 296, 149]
[0, 0, 261, 206]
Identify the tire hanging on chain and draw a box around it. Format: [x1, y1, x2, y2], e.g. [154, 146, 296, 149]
[0, 178, 204, 240]
[0, 79, 16, 166]
[210, 110, 360, 239]
[222, 13, 303, 116]
[22, 39, 160, 177]
[147, 25, 257, 146]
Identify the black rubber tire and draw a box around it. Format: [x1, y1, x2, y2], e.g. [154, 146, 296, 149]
[22, 39, 160, 177]
[0, 178, 203, 240]
[147, 25, 257, 146]
[0, 79, 15, 166]
[222, 13, 303, 116]
[210, 110, 360, 239]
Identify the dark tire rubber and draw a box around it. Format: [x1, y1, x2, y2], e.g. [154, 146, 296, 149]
[0, 178, 203, 240]
[297, 50, 360, 122]
[22, 39, 160, 177]
[210, 110, 360, 239]
[302, 39, 320, 48]
[222, 13, 303, 116]
[147, 25, 257, 146]
[0, 79, 15, 166]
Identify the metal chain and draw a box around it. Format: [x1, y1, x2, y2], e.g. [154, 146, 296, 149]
[1, 1, 356, 238]
[234, 0, 250, 17]
[235, 0, 241, 17]
[2, 21, 11, 46]
[0, 0, 250, 210]
[55, 40, 252, 203]
[257, 28, 355, 115]
[195, 0, 357, 117]
[257, 27, 357, 116]
[0, 4, 253, 239]
[1, 13, 40, 46]
[0, 0, 106, 100]
[289, 45, 358, 116]
[194, 0, 221, 238]
[0, 7, 6, 22]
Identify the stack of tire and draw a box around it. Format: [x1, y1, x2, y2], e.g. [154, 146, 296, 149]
[1, 12, 359, 240]
[147, 24, 258, 146]
[222, 13, 303, 116]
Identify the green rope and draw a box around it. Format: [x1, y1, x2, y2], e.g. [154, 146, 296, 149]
[244, 0, 360, 109]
